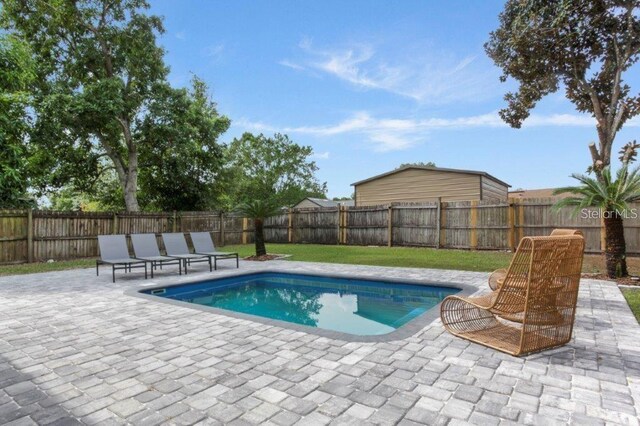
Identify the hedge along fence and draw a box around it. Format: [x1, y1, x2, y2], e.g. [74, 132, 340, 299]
[1, 197, 638, 264]
[0, 210, 254, 264]
[263, 198, 640, 255]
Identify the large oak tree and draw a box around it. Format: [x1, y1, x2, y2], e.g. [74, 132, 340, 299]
[486, 0, 640, 174]
[1, 0, 183, 211]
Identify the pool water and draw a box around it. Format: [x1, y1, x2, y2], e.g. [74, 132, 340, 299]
[143, 272, 459, 336]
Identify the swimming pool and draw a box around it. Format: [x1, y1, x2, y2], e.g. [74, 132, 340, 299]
[137, 272, 461, 338]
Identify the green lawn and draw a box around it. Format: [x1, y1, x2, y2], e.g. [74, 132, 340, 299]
[224, 243, 513, 272]
[0, 259, 96, 276]
[622, 289, 640, 323]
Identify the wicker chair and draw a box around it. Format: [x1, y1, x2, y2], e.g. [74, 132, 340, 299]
[440, 235, 585, 356]
[488, 229, 584, 291]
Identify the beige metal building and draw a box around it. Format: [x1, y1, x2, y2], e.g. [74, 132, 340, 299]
[352, 166, 510, 206]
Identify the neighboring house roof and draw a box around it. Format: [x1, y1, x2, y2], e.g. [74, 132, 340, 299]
[338, 199, 355, 207]
[351, 166, 511, 188]
[509, 188, 569, 199]
[294, 198, 355, 208]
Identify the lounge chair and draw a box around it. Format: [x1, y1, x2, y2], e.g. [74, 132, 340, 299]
[131, 233, 182, 276]
[190, 232, 239, 270]
[96, 235, 148, 283]
[488, 229, 584, 290]
[162, 233, 211, 274]
[440, 235, 585, 356]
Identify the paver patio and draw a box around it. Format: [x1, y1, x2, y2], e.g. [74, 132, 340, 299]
[0, 260, 639, 425]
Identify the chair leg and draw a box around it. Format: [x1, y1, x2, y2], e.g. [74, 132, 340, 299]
[96, 261, 99, 276]
[178, 260, 182, 275]
[209, 257, 213, 272]
[213, 257, 217, 271]
[112, 266, 116, 283]
[184, 259, 188, 275]
[236, 255, 239, 268]
[144, 262, 148, 279]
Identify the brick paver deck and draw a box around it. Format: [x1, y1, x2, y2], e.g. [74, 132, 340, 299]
[0, 260, 639, 425]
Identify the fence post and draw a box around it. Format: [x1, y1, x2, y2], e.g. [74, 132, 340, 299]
[219, 211, 225, 246]
[435, 197, 442, 248]
[343, 207, 348, 245]
[288, 209, 293, 243]
[242, 217, 248, 244]
[27, 209, 34, 263]
[470, 201, 478, 250]
[600, 216, 606, 253]
[518, 199, 525, 242]
[387, 205, 393, 247]
[337, 207, 341, 245]
[112, 212, 118, 235]
[437, 198, 446, 249]
[172, 211, 177, 232]
[508, 199, 516, 251]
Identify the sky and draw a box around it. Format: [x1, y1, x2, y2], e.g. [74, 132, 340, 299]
[150, 0, 640, 198]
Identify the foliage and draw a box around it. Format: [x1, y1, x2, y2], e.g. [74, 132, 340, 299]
[1, 0, 168, 210]
[396, 161, 436, 169]
[49, 170, 125, 211]
[235, 199, 282, 257]
[224, 133, 327, 209]
[0, 35, 36, 208]
[554, 166, 640, 213]
[136, 77, 230, 211]
[555, 165, 640, 277]
[486, 0, 640, 172]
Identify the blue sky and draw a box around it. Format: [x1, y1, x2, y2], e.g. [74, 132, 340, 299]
[151, 0, 639, 198]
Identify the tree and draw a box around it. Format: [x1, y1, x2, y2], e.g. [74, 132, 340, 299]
[555, 162, 640, 278]
[224, 133, 327, 209]
[486, 0, 640, 175]
[136, 77, 230, 211]
[0, 35, 35, 208]
[235, 199, 281, 257]
[396, 161, 436, 169]
[1, 0, 169, 211]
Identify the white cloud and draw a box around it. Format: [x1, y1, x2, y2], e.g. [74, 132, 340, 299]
[203, 44, 225, 60]
[175, 31, 186, 40]
[278, 60, 306, 71]
[237, 112, 639, 153]
[279, 39, 496, 104]
[312, 151, 330, 160]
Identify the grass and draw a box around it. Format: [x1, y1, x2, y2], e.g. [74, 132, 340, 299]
[622, 289, 640, 323]
[225, 243, 514, 272]
[2, 243, 639, 277]
[0, 258, 96, 276]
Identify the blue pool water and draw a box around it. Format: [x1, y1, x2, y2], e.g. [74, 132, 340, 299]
[143, 272, 459, 336]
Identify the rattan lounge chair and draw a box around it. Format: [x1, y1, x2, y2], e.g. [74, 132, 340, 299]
[96, 235, 148, 283]
[488, 229, 584, 291]
[440, 235, 585, 356]
[190, 232, 239, 270]
[131, 233, 182, 276]
[161, 233, 211, 274]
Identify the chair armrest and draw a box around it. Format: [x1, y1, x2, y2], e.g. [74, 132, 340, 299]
[488, 268, 507, 290]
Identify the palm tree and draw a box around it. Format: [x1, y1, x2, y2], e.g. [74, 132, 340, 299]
[236, 199, 281, 257]
[555, 166, 640, 278]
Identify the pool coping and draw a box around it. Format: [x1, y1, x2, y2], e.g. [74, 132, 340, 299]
[124, 268, 477, 342]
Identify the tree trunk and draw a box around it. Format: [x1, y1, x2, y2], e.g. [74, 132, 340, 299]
[254, 218, 266, 256]
[603, 212, 628, 278]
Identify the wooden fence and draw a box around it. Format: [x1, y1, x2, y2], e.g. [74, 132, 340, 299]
[1, 198, 639, 264]
[264, 198, 640, 255]
[0, 210, 253, 264]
